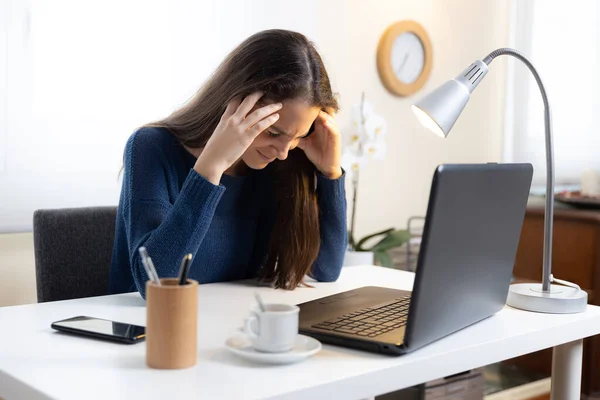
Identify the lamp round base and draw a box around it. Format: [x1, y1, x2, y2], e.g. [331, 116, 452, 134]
[506, 283, 588, 314]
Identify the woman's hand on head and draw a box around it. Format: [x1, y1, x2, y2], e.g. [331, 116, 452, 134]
[194, 92, 282, 184]
[297, 110, 343, 179]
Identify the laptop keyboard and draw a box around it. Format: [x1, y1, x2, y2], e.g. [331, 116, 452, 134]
[311, 296, 411, 338]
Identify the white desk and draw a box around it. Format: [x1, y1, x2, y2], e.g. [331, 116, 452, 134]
[1, 266, 599, 400]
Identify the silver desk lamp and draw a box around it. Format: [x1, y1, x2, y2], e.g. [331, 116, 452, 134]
[411, 48, 587, 314]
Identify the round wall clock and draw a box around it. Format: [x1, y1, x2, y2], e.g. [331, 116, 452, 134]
[377, 20, 433, 97]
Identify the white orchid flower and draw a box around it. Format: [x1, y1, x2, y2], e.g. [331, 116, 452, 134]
[343, 93, 388, 251]
[342, 95, 387, 177]
[364, 114, 387, 141]
[364, 139, 387, 161]
[342, 128, 364, 151]
[341, 149, 366, 182]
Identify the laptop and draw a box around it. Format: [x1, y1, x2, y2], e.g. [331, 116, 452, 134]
[298, 163, 533, 355]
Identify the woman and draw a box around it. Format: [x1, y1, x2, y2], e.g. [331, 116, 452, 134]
[109, 29, 347, 298]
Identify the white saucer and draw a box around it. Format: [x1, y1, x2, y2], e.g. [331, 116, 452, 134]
[225, 334, 322, 365]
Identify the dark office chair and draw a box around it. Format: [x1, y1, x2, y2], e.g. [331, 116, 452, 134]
[33, 207, 117, 302]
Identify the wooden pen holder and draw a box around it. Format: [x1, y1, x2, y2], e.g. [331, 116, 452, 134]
[146, 278, 198, 369]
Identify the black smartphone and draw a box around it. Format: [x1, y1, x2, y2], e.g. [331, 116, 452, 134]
[51, 316, 146, 344]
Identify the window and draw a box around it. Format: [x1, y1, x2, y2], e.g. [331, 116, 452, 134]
[504, 0, 600, 186]
[0, 1, 9, 172]
[0, 0, 319, 232]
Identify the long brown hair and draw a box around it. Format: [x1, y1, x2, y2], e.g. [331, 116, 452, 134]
[146, 29, 339, 289]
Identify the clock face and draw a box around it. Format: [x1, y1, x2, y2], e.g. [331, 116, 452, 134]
[390, 32, 425, 85]
[377, 20, 432, 96]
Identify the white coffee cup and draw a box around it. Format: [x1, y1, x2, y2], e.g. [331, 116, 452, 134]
[244, 303, 299, 353]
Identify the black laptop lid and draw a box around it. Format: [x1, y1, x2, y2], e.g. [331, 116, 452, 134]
[404, 163, 533, 351]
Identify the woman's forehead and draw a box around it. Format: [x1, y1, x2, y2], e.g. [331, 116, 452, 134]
[273, 99, 319, 134]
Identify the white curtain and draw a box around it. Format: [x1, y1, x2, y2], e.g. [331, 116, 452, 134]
[504, 0, 600, 186]
[0, 0, 9, 172]
[0, 0, 320, 232]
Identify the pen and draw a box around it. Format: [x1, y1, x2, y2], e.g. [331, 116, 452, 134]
[138, 247, 161, 285]
[178, 253, 193, 285]
[140, 256, 154, 284]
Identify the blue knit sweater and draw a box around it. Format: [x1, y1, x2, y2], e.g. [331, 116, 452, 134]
[109, 127, 347, 298]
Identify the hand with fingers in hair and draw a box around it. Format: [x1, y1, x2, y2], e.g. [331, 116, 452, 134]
[194, 92, 282, 185]
[297, 109, 343, 179]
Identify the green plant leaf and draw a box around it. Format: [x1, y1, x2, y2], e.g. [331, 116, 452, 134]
[374, 251, 393, 267]
[370, 229, 410, 252]
[355, 228, 395, 251]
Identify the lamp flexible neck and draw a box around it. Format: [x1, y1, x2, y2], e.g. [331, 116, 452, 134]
[485, 47, 555, 292]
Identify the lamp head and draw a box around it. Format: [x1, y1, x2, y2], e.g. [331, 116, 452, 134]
[412, 59, 489, 138]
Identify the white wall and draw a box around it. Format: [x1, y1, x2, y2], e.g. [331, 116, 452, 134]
[0, 0, 511, 306]
[318, 0, 510, 241]
[0, 233, 36, 306]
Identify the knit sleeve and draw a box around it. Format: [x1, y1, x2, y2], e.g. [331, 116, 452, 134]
[310, 170, 348, 282]
[122, 131, 225, 298]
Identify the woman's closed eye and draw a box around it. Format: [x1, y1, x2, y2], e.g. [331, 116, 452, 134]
[267, 131, 310, 140]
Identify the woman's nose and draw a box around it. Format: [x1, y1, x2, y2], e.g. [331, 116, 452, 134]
[274, 140, 295, 161]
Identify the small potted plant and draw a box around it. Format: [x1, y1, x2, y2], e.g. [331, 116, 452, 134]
[342, 93, 409, 267]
